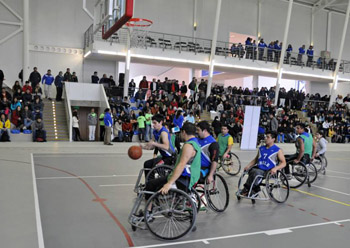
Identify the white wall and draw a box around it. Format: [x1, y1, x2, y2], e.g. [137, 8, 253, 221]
[2, 0, 350, 92]
[83, 59, 117, 83]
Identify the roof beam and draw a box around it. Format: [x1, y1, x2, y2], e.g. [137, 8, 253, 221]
[313, 0, 338, 14]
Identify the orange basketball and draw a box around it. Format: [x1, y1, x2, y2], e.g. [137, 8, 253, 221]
[128, 145, 142, 160]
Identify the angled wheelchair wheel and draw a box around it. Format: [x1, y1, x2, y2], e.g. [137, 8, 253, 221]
[204, 174, 229, 212]
[312, 157, 323, 172]
[288, 162, 308, 188]
[306, 163, 318, 185]
[266, 171, 289, 203]
[146, 165, 173, 183]
[144, 189, 196, 240]
[221, 152, 241, 176]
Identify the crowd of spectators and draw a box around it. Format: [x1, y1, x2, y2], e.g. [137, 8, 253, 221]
[0, 66, 81, 142]
[229, 38, 340, 71]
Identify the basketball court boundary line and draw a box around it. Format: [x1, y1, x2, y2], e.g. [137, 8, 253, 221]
[132, 219, 350, 248]
[327, 169, 350, 175]
[37, 175, 138, 180]
[312, 185, 350, 196]
[31, 153, 45, 248]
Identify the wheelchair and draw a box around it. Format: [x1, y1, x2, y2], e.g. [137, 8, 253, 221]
[312, 154, 327, 175]
[236, 168, 290, 204]
[194, 172, 230, 212]
[134, 154, 177, 194]
[284, 158, 317, 188]
[128, 188, 197, 240]
[217, 152, 241, 176]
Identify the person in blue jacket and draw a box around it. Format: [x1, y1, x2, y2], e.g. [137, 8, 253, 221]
[307, 45, 314, 67]
[267, 41, 274, 62]
[54, 71, 64, 101]
[298, 45, 306, 65]
[274, 41, 281, 62]
[103, 108, 113, 145]
[42, 69, 55, 100]
[258, 39, 267, 60]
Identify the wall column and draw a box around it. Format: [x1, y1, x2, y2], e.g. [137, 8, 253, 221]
[23, 0, 29, 83]
[329, 0, 350, 107]
[206, 0, 222, 98]
[274, 0, 293, 107]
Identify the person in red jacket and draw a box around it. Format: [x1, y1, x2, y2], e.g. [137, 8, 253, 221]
[22, 81, 32, 94]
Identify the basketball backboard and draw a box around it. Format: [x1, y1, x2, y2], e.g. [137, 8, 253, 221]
[95, 0, 133, 39]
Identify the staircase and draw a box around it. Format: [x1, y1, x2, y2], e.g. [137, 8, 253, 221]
[42, 99, 69, 141]
[197, 110, 213, 123]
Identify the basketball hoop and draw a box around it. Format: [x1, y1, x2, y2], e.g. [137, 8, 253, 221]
[126, 18, 153, 48]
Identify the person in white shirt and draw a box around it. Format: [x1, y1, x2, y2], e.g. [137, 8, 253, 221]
[216, 101, 224, 113]
[72, 111, 82, 141]
[185, 112, 195, 123]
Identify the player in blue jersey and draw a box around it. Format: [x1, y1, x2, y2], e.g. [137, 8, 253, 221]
[142, 114, 176, 179]
[196, 121, 219, 184]
[241, 131, 286, 196]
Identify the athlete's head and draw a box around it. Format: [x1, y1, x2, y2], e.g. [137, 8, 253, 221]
[295, 123, 306, 135]
[221, 124, 229, 135]
[196, 121, 211, 139]
[265, 131, 277, 146]
[316, 130, 324, 139]
[180, 122, 196, 141]
[152, 114, 164, 131]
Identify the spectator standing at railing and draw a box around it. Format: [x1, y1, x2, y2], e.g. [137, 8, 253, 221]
[245, 37, 252, 59]
[91, 71, 99, 84]
[29, 67, 41, 89]
[267, 42, 274, 62]
[129, 79, 136, 97]
[139, 76, 149, 97]
[63, 68, 72, 82]
[150, 78, 159, 92]
[286, 44, 293, 63]
[71, 72, 78, 82]
[180, 81, 187, 97]
[258, 39, 267, 60]
[307, 45, 314, 67]
[298, 45, 306, 65]
[252, 40, 257, 60]
[274, 41, 281, 62]
[99, 74, 109, 86]
[189, 77, 197, 97]
[55, 71, 64, 101]
[42, 69, 54, 100]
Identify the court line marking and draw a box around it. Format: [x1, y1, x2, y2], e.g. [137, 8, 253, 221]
[37, 175, 138, 180]
[327, 170, 350, 175]
[292, 188, 350, 207]
[31, 154, 45, 248]
[325, 175, 350, 180]
[99, 184, 134, 187]
[312, 185, 350, 196]
[35, 163, 134, 247]
[132, 219, 350, 248]
[265, 229, 293, 235]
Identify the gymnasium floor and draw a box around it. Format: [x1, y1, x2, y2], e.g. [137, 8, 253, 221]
[0, 142, 349, 248]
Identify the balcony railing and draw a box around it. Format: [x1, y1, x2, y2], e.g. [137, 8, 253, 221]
[84, 24, 350, 74]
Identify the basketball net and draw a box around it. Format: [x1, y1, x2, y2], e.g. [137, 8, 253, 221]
[126, 18, 153, 48]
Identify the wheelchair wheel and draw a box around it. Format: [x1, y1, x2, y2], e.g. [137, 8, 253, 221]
[144, 189, 196, 240]
[266, 171, 289, 203]
[313, 157, 323, 172]
[287, 162, 308, 188]
[306, 163, 318, 185]
[204, 174, 229, 212]
[191, 188, 201, 213]
[146, 165, 173, 183]
[221, 152, 241, 176]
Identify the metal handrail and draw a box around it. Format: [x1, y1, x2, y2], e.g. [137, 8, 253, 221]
[84, 25, 350, 74]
